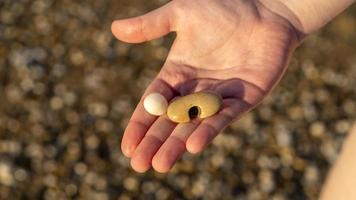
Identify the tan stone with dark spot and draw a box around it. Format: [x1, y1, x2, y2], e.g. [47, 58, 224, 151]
[167, 92, 222, 123]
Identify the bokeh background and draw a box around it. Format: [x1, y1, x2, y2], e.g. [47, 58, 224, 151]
[0, 0, 355, 199]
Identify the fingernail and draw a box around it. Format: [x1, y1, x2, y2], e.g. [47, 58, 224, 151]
[122, 145, 134, 158]
[186, 142, 201, 154]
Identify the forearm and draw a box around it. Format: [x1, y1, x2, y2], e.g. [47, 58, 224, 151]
[258, 0, 355, 34]
[319, 123, 356, 200]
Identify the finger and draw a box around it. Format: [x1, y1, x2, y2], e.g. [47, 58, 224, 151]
[121, 79, 175, 157]
[130, 116, 176, 173]
[152, 120, 200, 173]
[111, 2, 176, 43]
[186, 99, 251, 154]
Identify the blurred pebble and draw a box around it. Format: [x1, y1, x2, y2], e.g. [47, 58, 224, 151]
[275, 124, 292, 147]
[85, 135, 99, 150]
[50, 96, 64, 110]
[210, 151, 225, 168]
[123, 177, 139, 191]
[88, 102, 108, 117]
[191, 176, 208, 197]
[14, 169, 28, 182]
[335, 119, 351, 134]
[304, 165, 319, 185]
[74, 162, 88, 176]
[95, 119, 113, 132]
[321, 139, 339, 163]
[156, 188, 170, 200]
[0, 140, 21, 155]
[259, 169, 275, 193]
[65, 184, 78, 196]
[0, 162, 14, 186]
[309, 121, 326, 138]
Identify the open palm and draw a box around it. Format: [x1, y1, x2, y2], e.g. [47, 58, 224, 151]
[112, 0, 300, 173]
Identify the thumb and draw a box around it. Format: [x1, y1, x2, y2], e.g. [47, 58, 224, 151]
[111, 2, 177, 43]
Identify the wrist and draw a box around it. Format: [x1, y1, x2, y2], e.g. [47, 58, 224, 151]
[254, 0, 305, 45]
[258, 0, 355, 34]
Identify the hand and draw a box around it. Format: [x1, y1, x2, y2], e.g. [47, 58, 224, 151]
[111, 0, 301, 173]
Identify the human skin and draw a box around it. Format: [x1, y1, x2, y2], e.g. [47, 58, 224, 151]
[259, 0, 355, 34]
[320, 123, 356, 200]
[112, 0, 300, 173]
[111, 0, 354, 174]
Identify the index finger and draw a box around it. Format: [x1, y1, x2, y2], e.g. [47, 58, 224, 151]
[121, 79, 176, 157]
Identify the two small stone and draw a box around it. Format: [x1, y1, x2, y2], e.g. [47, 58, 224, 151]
[143, 92, 222, 123]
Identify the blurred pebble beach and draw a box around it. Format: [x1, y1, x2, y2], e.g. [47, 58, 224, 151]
[0, 0, 356, 199]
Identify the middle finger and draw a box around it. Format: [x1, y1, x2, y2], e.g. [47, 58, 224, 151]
[130, 115, 176, 172]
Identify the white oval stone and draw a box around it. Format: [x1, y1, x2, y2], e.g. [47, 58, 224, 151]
[143, 93, 168, 116]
